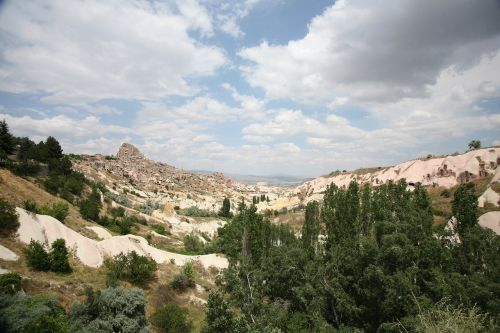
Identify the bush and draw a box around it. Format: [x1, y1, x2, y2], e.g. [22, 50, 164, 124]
[69, 286, 150, 333]
[0, 198, 19, 237]
[0, 273, 22, 295]
[180, 206, 215, 217]
[49, 239, 72, 274]
[151, 302, 192, 333]
[105, 251, 157, 285]
[170, 263, 195, 292]
[23, 199, 38, 213]
[24, 240, 50, 271]
[6, 160, 41, 176]
[109, 206, 125, 218]
[183, 233, 205, 254]
[440, 189, 451, 198]
[0, 293, 68, 333]
[38, 202, 69, 223]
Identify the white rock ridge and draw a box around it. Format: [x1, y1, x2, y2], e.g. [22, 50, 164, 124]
[296, 147, 500, 199]
[16, 208, 228, 269]
[0, 244, 18, 261]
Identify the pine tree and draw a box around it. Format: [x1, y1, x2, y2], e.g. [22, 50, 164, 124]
[0, 119, 15, 156]
[45, 136, 63, 160]
[220, 197, 231, 217]
[49, 239, 72, 273]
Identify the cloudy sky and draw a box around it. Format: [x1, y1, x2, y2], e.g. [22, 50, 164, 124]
[1, 0, 499, 177]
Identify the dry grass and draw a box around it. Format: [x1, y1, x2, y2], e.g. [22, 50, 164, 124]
[271, 211, 305, 234]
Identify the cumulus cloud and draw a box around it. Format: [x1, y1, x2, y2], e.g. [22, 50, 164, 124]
[0, 0, 226, 104]
[239, 0, 500, 104]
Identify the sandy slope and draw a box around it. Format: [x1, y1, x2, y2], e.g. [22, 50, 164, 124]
[0, 244, 18, 261]
[478, 211, 500, 235]
[86, 226, 113, 239]
[16, 208, 228, 269]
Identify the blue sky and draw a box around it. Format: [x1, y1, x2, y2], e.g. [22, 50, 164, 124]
[0, 0, 499, 177]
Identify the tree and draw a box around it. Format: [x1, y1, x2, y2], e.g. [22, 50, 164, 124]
[69, 287, 150, 333]
[0, 119, 15, 156]
[45, 136, 63, 160]
[38, 202, 69, 223]
[24, 240, 51, 271]
[151, 302, 192, 333]
[80, 188, 101, 222]
[0, 293, 68, 333]
[452, 184, 478, 238]
[0, 198, 19, 237]
[105, 251, 157, 285]
[220, 197, 231, 218]
[170, 262, 195, 292]
[49, 239, 72, 274]
[302, 201, 320, 254]
[202, 291, 238, 333]
[468, 140, 481, 150]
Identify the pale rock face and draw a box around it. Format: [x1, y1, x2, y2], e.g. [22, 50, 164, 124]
[0, 244, 18, 261]
[295, 148, 500, 200]
[478, 211, 500, 235]
[15, 208, 228, 269]
[116, 143, 144, 161]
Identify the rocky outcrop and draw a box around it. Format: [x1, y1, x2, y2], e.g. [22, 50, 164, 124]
[116, 143, 144, 161]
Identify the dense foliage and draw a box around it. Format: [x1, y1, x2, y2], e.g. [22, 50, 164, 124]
[151, 302, 192, 333]
[206, 180, 499, 332]
[0, 273, 22, 295]
[0, 198, 19, 237]
[105, 251, 157, 286]
[24, 239, 72, 274]
[69, 287, 150, 333]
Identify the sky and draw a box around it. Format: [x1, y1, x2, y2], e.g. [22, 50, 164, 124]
[0, 0, 499, 177]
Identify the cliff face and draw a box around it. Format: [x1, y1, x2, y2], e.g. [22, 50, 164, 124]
[116, 143, 144, 161]
[295, 147, 500, 198]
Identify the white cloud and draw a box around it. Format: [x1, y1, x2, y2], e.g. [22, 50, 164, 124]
[207, 0, 261, 38]
[239, 0, 500, 104]
[0, 0, 226, 104]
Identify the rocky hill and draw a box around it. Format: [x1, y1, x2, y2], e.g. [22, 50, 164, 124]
[73, 143, 287, 213]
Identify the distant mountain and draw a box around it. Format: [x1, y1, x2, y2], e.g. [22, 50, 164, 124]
[191, 170, 311, 186]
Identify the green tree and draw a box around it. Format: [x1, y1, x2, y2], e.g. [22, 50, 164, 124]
[220, 197, 231, 218]
[79, 188, 101, 221]
[302, 201, 320, 254]
[0, 119, 15, 156]
[38, 202, 69, 223]
[49, 239, 72, 274]
[468, 140, 481, 150]
[45, 136, 63, 159]
[151, 302, 192, 333]
[0, 198, 19, 237]
[452, 184, 478, 238]
[24, 240, 50, 271]
[69, 287, 150, 333]
[202, 291, 238, 333]
[105, 251, 157, 285]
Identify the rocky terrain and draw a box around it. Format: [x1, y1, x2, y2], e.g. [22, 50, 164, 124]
[73, 143, 287, 213]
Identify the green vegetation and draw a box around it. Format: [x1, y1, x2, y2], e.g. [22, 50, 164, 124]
[183, 233, 207, 254]
[37, 202, 69, 223]
[69, 286, 150, 333]
[205, 180, 499, 332]
[24, 239, 72, 274]
[219, 197, 232, 218]
[170, 262, 195, 292]
[105, 251, 157, 286]
[468, 139, 481, 150]
[79, 187, 102, 222]
[180, 205, 216, 217]
[0, 198, 19, 237]
[151, 302, 192, 333]
[0, 273, 22, 295]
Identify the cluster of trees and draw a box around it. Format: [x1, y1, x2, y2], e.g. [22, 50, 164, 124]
[203, 180, 499, 332]
[24, 239, 72, 274]
[0, 282, 150, 333]
[252, 194, 270, 205]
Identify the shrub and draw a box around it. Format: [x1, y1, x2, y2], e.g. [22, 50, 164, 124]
[109, 206, 125, 218]
[69, 286, 150, 333]
[170, 263, 195, 292]
[440, 189, 451, 198]
[38, 202, 69, 223]
[183, 233, 205, 254]
[49, 239, 72, 274]
[0, 198, 19, 237]
[151, 302, 192, 333]
[24, 240, 50, 271]
[0, 273, 22, 295]
[7, 160, 41, 176]
[180, 206, 215, 217]
[0, 293, 68, 333]
[105, 251, 157, 285]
